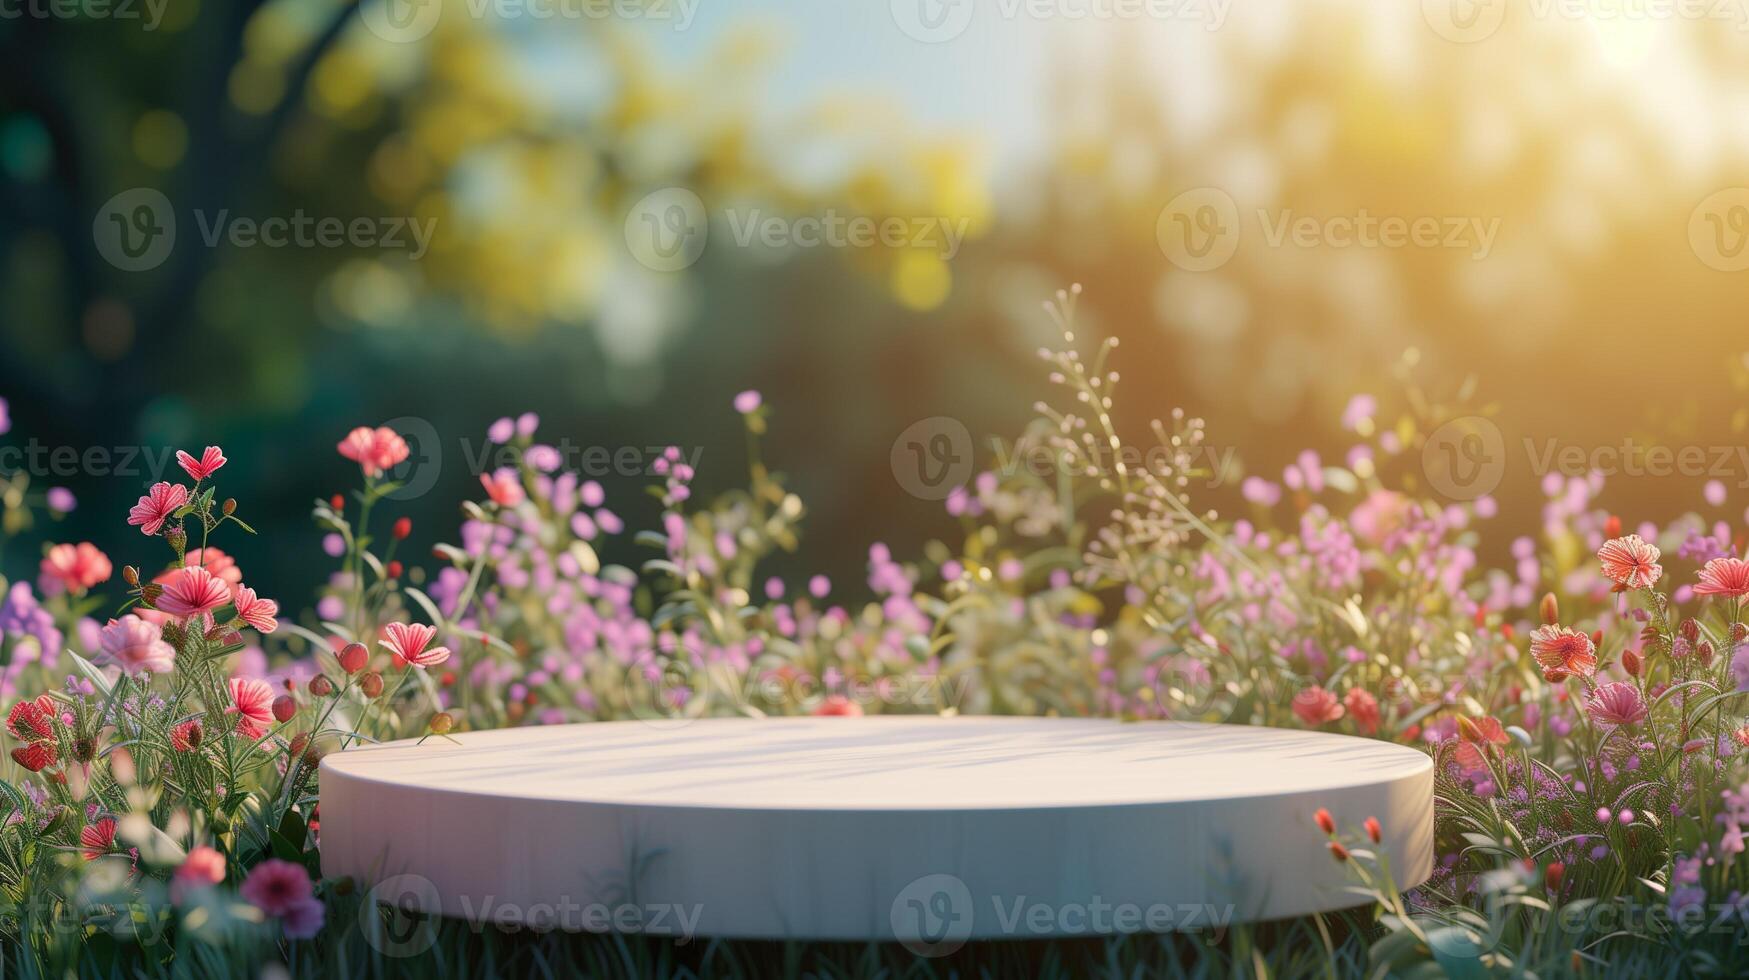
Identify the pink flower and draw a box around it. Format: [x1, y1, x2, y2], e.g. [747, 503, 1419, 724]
[230, 585, 279, 634]
[155, 566, 230, 620]
[171, 845, 226, 904]
[480, 468, 524, 507]
[379, 622, 450, 669]
[240, 858, 313, 917]
[1586, 681, 1649, 727]
[80, 817, 117, 861]
[1344, 688, 1380, 735]
[734, 390, 762, 414]
[176, 446, 227, 482]
[39, 542, 112, 595]
[1696, 557, 1749, 599]
[127, 482, 189, 536]
[97, 615, 176, 676]
[1292, 686, 1345, 727]
[227, 677, 276, 739]
[337, 425, 410, 477]
[1529, 625, 1597, 678]
[1597, 534, 1662, 590]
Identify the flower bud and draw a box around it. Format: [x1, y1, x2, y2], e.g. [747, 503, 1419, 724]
[338, 642, 368, 674]
[142, 584, 164, 605]
[386, 560, 403, 580]
[1328, 841, 1349, 862]
[393, 517, 412, 540]
[330, 494, 345, 511]
[360, 672, 384, 698]
[1604, 515, 1621, 538]
[1545, 862, 1565, 891]
[1590, 630, 1603, 648]
[309, 676, 334, 697]
[1734, 622, 1749, 646]
[222, 498, 236, 516]
[288, 732, 310, 758]
[1539, 592, 1560, 626]
[1314, 808, 1336, 835]
[1682, 619, 1700, 644]
[1364, 816, 1382, 844]
[429, 713, 454, 735]
[1622, 649, 1642, 677]
[271, 696, 296, 724]
[123, 566, 140, 587]
[73, 737, 95, 763]
[165, 527, 186, 551]
[1699, 641, 1716, 667]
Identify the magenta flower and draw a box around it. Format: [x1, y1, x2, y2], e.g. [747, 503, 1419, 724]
[230, 584, 279, 634]
[734, 390, 762, 414]
[1696, 557, 1749, 599]
[240, 858, 313, 917]
[96, 615, 176, 677]
[127, 482, 189, 536]
[155, 566, 230, 620]
[1586, 682, 1649, 727]
[175, 445, 227, 482]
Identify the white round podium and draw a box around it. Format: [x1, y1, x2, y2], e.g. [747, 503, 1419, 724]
[321, 717, 1432, 949]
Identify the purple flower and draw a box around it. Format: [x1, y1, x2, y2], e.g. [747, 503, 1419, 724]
[45, 487, 74, 513]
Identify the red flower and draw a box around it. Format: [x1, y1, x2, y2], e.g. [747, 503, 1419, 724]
[1344, 688, 1380, 735]
[1597, 534, 1662, 590]
[393, 517, 412, 540]
[155, 567, 230, 620]
[1530, 625, 1597, 678]
[1292, 686, 1345, 727]
[1545, 861, 1565, 891]
[6, 695, 58, 742]
[1696, 557, 1749, 599]
[171, 720, 203, 752]
[10, 742, 56, 772]
[379, 622, 450, 669]
[480, 468, 525, 507]
[175, 446, 227, 482]
[227, 678, 276, 739]
[127, 482, 190, 537]
[1314, 808, 1336, 835]
[80, 817, 117, 860]
[39, 543, 112, 595]
[1364, 817, 1382, 844]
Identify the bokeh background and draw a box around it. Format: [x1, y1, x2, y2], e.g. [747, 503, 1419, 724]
[4, 0, 1749, 600]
